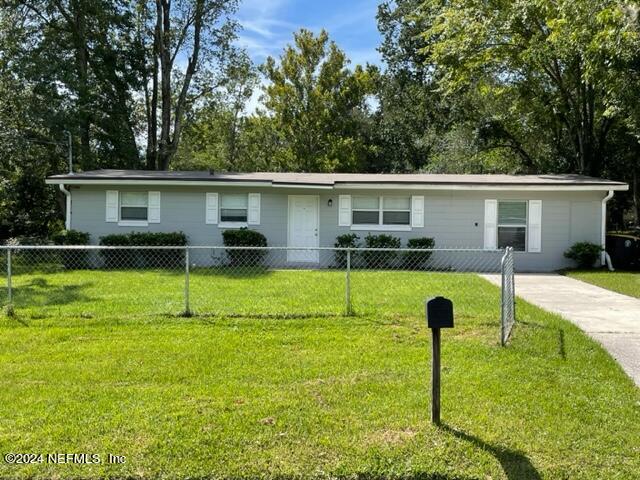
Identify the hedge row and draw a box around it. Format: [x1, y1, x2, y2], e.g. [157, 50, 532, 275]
[334, 233, 435, 269]
[99, 232, 188, 268]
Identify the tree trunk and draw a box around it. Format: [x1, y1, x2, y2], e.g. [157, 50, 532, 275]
[157, 0, 172, 170]
[144, 0, 161, 170]
[71, 1, 92, 170]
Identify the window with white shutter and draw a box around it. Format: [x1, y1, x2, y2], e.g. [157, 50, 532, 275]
[338, 195, 351, 226]
[248, 193, 261, 225]
[484, 199, 498, 250]
[148, 191, 161, 223]
[205, 193, 219, 224]
[528, 200, 542, 253]
[411, 195, 424, 228]
[106, 190, 118, 222]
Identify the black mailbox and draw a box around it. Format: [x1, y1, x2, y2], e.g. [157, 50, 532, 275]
[426, 296, 454, 329]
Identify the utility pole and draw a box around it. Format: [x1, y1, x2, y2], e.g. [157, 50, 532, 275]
[64, 130, 73, 174]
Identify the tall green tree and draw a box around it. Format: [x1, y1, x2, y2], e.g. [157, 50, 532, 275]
[3, 1, 145, 170]
[173, 52, 259, 171]
[260, 29, 377, 172]
[416, 0, 640, 177]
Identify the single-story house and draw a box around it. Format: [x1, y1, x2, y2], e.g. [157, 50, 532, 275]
[45, 170, 628, 271]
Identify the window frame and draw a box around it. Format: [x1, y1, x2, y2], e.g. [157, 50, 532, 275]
[119, 191, 149, 226]
[351, 195, 412, 231]
[497, 200, 528, 252]
[219, 193, 249, 228]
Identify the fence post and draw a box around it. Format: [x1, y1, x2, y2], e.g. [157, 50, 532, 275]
[184, 246, 191, 316]
[500, 249, 506, 346]
[6, 248, 12, 305]
[345, 248, 352, 315]
[511, 251, 516, 323]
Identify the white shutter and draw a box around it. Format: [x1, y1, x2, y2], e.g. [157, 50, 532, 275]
[484, 199, 498, 250]
[338, 195, 351, 227]
[528, 200, 542, 253]
[205, 193, 219, 224]
[106, 190, 118, 222]
[148, 191, 161, 223]
[248, 193, 261, 225]
[411, 195, 424, 228]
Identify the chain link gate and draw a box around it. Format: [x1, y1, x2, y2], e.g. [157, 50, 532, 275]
[500, 247, 516, 345]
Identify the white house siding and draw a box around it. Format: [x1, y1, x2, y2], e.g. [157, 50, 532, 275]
[67, 185, 605, 271]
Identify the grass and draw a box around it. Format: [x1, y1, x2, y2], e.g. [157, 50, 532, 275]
[0, 268, 639, 479]
[565, 269, 640, 299]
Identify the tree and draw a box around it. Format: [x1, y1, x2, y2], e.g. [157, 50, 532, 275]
[260, 29, 377, 172]
[416, 0, 640, 177]
[4, 1, 145, 170]
[136, 0, 240, 170]
[173, 52, 259, 171]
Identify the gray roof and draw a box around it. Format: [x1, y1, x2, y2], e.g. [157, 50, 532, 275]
[46, 169, 628, 189]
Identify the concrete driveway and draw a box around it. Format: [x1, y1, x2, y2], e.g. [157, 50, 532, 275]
[481, 273, 640, 387]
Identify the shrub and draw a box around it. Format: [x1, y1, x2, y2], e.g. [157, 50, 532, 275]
[334, 233, 360, 267]
[363, 233, 401, 269]
[129, 232, 187, 268]
[404, 237, 435, 269]
[222, 228, 268, 267]
[99, 234, 133, 268]
[99, 232, 187, 268]
[51, 230, 91, 269]
[564, 242, 602, 269]
[51, 229, 90, 245]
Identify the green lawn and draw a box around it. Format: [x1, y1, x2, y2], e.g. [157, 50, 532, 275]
[565, 270, 640, 299]
[0, 269, 638, 479]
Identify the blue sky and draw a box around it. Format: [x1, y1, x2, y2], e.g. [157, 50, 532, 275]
[235, 0, 383, 68]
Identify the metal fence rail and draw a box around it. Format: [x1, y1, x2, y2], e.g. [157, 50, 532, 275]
[1, 245, 515, 343]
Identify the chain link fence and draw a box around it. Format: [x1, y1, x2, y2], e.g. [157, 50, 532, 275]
[0, 245, 515, 341]
[500, 247, 516, 345]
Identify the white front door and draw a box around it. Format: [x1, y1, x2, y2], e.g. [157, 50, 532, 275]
[288, 195, 319, 263]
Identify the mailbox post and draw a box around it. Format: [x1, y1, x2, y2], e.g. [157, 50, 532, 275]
[426, 296, 454, 425]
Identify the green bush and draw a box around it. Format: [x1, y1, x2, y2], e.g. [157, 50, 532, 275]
[99, 232, 187, 268]
[564, 242, 602, 269]
[51, 230, 91, 269]
[363, 234, 401, 269]
[51, 229, 91, 245]
[404, 237, 435, 269]
[222, 228, 268, 267]
[334, 233, 360, 267]
[99, 234, 133, 268]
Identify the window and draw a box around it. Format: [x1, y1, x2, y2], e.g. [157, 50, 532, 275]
[497, 201, 527, 251]
[120, 192, 148, 221]
[220, 194, 248, 223]
[382, 197, 411, 225]
[352, 196, 380, 224]
[352, 195, 411, 226]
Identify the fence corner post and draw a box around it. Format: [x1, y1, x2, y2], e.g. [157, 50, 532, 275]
[6, 248, 12, 306]
[345, 248, 352, 316]
[500, 249, 506, 346]
[183, 246, 191, 316]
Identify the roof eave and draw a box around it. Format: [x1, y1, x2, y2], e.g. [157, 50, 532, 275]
[334, 182, 629, 191]
[45, 177, 629, 191]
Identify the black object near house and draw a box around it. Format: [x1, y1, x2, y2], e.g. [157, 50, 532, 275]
[606, 234, 640, 270]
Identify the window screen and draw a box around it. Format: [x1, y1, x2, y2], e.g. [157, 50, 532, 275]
[382, 196, 410, 225]
[220, 194, 248, 223]
[352, 196, 380, 224]
[498, 201, 527, 251]
[120, 192, 148, 221]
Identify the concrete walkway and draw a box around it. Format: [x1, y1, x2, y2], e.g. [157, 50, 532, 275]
[481, 273, 640, 386]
